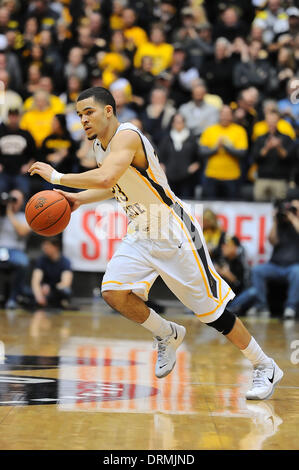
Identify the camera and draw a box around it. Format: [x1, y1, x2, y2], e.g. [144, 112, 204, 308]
[0, 192, 17, 216]
[275, 200, 297, 222]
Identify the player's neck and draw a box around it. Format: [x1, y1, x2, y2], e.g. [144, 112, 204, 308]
[100, 118, 120, 150]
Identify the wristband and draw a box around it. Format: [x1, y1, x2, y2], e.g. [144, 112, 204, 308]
[50, 169, 64, 185]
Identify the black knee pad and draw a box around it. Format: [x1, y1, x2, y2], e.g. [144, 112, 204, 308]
[206, 308, 236, 335]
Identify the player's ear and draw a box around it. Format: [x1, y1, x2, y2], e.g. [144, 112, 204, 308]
[105, 105, 114, 118]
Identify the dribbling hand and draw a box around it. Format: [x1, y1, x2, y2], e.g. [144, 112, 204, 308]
[53, 189, 81, 212]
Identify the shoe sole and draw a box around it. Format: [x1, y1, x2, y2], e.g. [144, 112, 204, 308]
[155, 325, 186, 379]
[246, 366, 284, 401]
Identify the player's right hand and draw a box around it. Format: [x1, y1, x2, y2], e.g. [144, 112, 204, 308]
[53, 189, 81, 212]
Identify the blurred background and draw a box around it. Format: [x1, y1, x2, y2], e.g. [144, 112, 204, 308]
[0, 0, 299, 319]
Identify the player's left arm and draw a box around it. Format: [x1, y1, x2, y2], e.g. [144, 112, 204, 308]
[28, 131, 138, 189]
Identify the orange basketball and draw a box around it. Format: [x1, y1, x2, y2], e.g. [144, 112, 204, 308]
[25, 190, 71, 236]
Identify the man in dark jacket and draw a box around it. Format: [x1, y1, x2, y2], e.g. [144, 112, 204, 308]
[0, 108, 36, 198]
[159, 113, 200, 199]
[251, 110, 295, 201]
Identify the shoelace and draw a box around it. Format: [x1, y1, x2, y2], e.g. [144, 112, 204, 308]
[153, 335, 171, 361]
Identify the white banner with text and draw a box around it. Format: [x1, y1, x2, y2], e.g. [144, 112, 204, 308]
[62, 200, 273, 271]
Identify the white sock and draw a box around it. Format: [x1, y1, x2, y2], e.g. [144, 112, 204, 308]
[141, 308, 172, 338]
[241, 337, 272, 366]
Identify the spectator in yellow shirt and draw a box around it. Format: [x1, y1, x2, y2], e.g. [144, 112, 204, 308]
[20, 91, 57, 148]
[23, 76, 65, 115]
[252, 99, 296, 141]
[199, 106, 248, 199]
[134, 24, 173, 76]
[122, 7, 148, 49]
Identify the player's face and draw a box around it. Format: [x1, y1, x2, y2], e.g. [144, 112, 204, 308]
[76, 97, 111, 140]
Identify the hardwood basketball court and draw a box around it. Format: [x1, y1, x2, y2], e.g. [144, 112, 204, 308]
[0, 305, 298, 450]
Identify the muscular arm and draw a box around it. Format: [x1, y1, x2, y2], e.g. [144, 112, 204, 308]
[29, 130, 139, 190]
[77, 188, 113, 204]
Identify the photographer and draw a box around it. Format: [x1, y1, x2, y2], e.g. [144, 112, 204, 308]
[0, 189, 31, 309]
[31, 238, 73, 310]
[248, 199, 299, 318]
[215, 235, 250, 297]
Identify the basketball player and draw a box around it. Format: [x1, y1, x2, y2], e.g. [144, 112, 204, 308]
[29, 87, 283, 400]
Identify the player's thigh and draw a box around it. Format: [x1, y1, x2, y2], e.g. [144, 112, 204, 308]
[154, 238, 234, 323]
[101, 239, 158, 301]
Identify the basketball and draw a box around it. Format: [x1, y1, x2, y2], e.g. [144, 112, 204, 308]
[25, 190, 71, 236]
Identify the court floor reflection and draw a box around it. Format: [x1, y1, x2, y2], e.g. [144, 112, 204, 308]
[0, 308, 298, 449]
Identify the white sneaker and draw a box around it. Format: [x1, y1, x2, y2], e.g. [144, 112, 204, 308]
[154, 322, 186, 379]
[246, 359, 283, 400]
[283, 307, 296, 319]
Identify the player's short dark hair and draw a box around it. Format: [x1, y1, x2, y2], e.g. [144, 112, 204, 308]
[77, 87, 116, 115]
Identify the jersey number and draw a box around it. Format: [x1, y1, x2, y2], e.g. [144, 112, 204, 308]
[111, 183, 128, 202]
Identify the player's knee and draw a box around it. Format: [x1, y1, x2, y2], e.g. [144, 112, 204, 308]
[206, 308, 236, 336]
[102, 289, 131, 309]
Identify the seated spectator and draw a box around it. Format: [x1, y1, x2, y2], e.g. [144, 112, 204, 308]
[22, 64, 42, 99]
[56, 19, 75, 61]
[20, 90, 57, 148]
[156, 0, 180, 42]
[109, 0, 125, 31]
[99, 30, 132, 89]
[253, 0, 289, 45]
[200, 37, 235, 104]
[22, 16, 39, 49]
[179, 82, 219, 138]
[215, 234, 250, 297]
[23, 75, 65, 114]
[112, 87, 137, 124]
[134, 23, 174, 76]
[233, 39, 278, 97]
[286, 7, 299, 40]
[251, 110, 295, 201]
[0, 69, 23, 124]
[65, 104, 85, 143]
[26, 0, 60, 29]
[130, 55, 155, 107]
[59, 74, 83, 107]
[163, 46, 197, 108]
[213, 6, 249, 41]
[40, 114, 77, 188]
[172, 10, 214, 70]
[122, 7, 148, 48]
[275, 46, 296, 100]
[141, 87, 176, 146]
[159, 113, 200, 199]
[38, 28, 64, 89]
[202, 208, 226, 263]
[0, 108, 36, 197]
[204, 0, 255, 28]
[0, 49, 22, 93]
[75, 137, 97, 172]
[199, 105, 248, 200]
[231, 87, 259, 142]
[31, 237, 73, 310]
[0, 189, 31, 309]
[64, 46, 88, 84]
[233, 199, 299, 319]
[76, 24, 105, 78]
[252, 99, 296, 142]
[278, 77, 299, 132]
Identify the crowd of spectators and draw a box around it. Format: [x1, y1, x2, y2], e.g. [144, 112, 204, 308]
[0, 0, 297, 201]
[0, 0, 298, 316]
